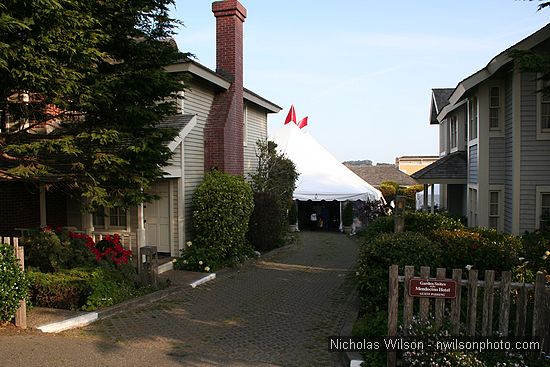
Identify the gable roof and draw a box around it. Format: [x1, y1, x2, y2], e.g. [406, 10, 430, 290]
[411, 151, 467, 184]
[438, 23, 550, 121]
[430, 88, 453, 125]
[345, 164, 418, 187]
[164, 60, 282, 113]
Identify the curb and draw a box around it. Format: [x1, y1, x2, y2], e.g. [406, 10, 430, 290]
[36, 272, 216, 333]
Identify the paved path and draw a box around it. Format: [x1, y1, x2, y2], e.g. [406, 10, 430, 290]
[0, 232, 358, 367]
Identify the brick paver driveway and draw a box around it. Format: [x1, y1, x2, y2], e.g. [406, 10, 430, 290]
[1, 231, 359, 367]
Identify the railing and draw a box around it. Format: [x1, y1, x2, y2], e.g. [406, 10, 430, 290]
[0, 236, 26, 329]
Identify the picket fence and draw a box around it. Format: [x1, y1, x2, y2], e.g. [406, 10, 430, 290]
[387, 264, 550, 367]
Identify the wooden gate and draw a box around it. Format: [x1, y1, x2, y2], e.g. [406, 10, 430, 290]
[387, 265, 550, 367]
[1, 236, 26, 329]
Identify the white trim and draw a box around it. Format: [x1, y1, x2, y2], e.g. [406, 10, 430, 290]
[169, 179, 176, 257]
[243, 103, 248, 147]
[535, 186, 550, 230]
[163, 61, 231, 90]
[167, 115, 198, 152]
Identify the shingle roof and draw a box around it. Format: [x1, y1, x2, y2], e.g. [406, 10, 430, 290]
[411, 151, 467, 181]
[157, 114, 195, 131]
[430, 88, 454, 124]
[345, 164, 418, 187]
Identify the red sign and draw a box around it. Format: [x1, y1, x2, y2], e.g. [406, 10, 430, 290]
[408, 278, 457, 299]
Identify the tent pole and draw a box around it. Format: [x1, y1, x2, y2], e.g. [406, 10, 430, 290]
[339, 201, 343, 232]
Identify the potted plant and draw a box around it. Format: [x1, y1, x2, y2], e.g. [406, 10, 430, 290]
[288, 201, 298, 232]
[342, 201, 354, 234]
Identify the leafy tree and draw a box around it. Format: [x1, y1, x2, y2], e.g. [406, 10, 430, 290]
[0, 0, 188, 210]
[249, 140, 298, 209]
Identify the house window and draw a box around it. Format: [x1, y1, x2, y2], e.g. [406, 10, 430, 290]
[93, 207, 127, 228]
[469, 188, 478, 227]
[450, 116, 458, 149]
[541, 80, 550, 131]
[489, 87, 501, 130]
[488, 190, 500, 229]
[469, 96, 478, 140]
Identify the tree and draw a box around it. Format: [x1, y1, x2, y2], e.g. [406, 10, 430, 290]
[249, 140, 298, 208]
[0, 0, 188, 210]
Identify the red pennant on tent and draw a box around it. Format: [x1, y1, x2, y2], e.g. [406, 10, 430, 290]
[297, 116, 308, 129]
[284, 105, 297, 124]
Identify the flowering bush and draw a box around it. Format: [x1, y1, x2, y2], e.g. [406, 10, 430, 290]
[174, 242, 217, 272]
[0, 244, 28, 323]
[87, 234, 132, 268]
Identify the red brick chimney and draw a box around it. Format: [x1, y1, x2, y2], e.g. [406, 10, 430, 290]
[204, 0, 247, 175]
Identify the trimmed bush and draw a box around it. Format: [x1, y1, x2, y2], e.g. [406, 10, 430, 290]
[27, 267, 143, 311]
[520, 230, 550, 275]
[0, 244, 28, 323]
[191, 170, 254, 267]
[357, 231, 442, 313]
[352, 311, 387, 366]
[248, 192, 284, 253]
[432, 227, 522, 273]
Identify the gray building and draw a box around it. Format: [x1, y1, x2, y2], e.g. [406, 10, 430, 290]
[413, 24, 550, 234]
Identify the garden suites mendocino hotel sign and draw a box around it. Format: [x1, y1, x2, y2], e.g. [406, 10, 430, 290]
[409, 278, 457, 299]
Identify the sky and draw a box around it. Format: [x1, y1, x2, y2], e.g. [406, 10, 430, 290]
[170, 1, 549, 164]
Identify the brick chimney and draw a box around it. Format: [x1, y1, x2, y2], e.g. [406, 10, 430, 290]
[204, 0, 247, 175]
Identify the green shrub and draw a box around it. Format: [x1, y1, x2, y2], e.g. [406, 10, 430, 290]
[404, 211, 464, 237]
[0, 244, 28, 323]
[191, 170, 254, 267]
[520, 229, 550, 274]
[27, 266, 141, 311]
[357, 215, 393, 239]
[432, 227, 522, 272]
[379, 181, 398, 203]
[21, 228, 96, 272]
[173, 243, 219, 272]
[248, 192, 284, 253]
[352, 311, 387, 366]
[27, 270, 88, 310]
[357, 232, 441, 313]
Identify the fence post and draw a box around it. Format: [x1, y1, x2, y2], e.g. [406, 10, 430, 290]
[435, 268, 446, 328]
[11, 238, 27, 329]
[467, 269, 478, 336]
[419, 266, 430, 322]
[450, 268, 462, 335]
[532, 272, 546, 341]
[482, 270, 495, 336]
[403, 266, 414, 334]
[499, 271, 511, 336]
[387, 265, 399, 367]
[515, 284, 528, 337]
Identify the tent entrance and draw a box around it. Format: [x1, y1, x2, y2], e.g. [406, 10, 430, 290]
[297, 200, 341, 231]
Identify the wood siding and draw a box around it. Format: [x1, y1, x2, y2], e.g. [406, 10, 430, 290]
[520, 73, 550, 232]
[182, 82, 216, 240]
[468, 145, 478, 184]
[504, 75, 514, 233]
[489, 137, 506, 185]
[244, 102, 267, 179]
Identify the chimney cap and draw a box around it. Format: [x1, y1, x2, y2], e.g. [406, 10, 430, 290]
[212, 0, 247, 21]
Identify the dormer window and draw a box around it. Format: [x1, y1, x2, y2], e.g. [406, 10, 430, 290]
[450, 116, 458, 149]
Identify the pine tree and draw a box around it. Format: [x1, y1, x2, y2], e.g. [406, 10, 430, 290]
[0, 0, 188, 209]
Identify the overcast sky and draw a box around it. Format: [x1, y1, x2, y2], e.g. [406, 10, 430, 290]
[170, 1, 549, 164]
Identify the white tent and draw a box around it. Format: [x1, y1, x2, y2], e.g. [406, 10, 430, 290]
[270, 122, 383, 202]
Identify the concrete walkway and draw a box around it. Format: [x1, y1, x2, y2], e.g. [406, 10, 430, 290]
[0, 232, 359, 367]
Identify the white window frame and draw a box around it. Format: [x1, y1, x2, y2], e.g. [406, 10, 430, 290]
[535, 186, 550, 230]
[488, 185, 504, 231]
[469, 96, 478, 141]
[449, 115, 458, 151]
[468, 186, 478, 227]
[93, 206, 130, 231]
[488, 84, 504, 136]
[537, 77, 550, 140]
